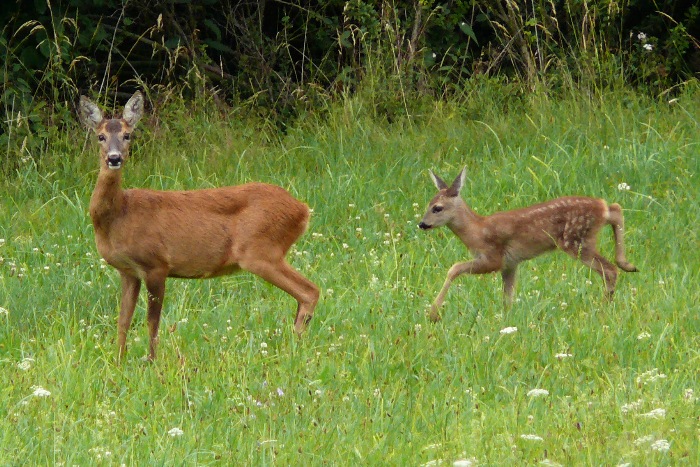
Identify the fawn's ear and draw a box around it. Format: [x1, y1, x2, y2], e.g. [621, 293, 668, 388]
[123, 91, 144, 128]
[429, 170, 448, 190]
[446, 167, 466, 196]
[78, 96, 103, 130]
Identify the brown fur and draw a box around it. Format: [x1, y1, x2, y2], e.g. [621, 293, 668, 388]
[419, 168, 637, 321]
[79, 92, 319, 361]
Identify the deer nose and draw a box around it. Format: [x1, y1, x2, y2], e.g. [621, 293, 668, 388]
[418, 222, 431, 230]
[107, 152, 123, 169]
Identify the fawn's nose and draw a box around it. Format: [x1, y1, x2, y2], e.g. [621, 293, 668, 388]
[418, 222, 431, 230]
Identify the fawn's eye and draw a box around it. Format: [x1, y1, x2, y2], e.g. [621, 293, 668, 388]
[432, 205, 443, 213]
[123, 133, 130, 141]
[98, 134, 106, 142]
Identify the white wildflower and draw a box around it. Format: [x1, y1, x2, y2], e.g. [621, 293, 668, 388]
[0, 307, 8, 316]
[639, 408, 666, 419]
[520, 434, 543, 441]
[527, 388, 549, 398]
[636, 368, 667, 385]
[634, 434, 655, 445]
[643, 43, 654, 51]
[621, 400, 643, 414]
[500, 326, 518, 335]
[650, 439, 670, 452]
[168, 427, 184, 437]
[617, 182, 631, 191]
[637, 331, 651, 340]
[555, 353, 572, 360]
[539, 461, 562, 467]
[31, 386, 51, 397]
[684, 388, 694, 401]
[453, 459, 477, 467]
[17, 358, 34, 371]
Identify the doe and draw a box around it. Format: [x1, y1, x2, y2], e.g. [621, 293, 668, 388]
[419, 168, 637, 321]
[78, 91, 319, 361]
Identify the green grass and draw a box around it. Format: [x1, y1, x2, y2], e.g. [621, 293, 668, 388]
[1, 87, 698, 465]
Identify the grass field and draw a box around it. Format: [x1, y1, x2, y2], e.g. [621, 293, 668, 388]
[1, 87, 698, 465]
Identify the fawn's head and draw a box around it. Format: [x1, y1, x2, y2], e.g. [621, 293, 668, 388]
[79, 91, 144, 170]
[419, 168, 466, 230]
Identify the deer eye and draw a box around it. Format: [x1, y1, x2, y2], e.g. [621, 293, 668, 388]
[123, 133, 130, 141]
[432, 205, 443, 213]
[98, 134, 106, 142]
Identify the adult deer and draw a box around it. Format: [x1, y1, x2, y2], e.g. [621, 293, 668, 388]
[419, 168, 637, 322]
[78, 91, 319, 361]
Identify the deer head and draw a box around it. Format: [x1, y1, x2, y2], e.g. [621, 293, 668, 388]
[419, 167, 466, 230]
[79, 92, 144, 170]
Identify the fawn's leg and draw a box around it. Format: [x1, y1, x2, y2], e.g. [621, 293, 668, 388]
[501, 266, 518, 309]
[607, 203, 638, 272]
[567, 246, 618, 299]
[429, 257, 502, 322]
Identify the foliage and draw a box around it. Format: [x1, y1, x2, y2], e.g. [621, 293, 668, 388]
[1, 1, 699, 171]
[1, 84, 699, 464]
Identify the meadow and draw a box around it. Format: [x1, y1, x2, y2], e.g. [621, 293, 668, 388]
[1, 87, 698, 465]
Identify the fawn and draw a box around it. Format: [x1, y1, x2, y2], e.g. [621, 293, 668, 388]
[78, 91, 319, 360]
[419, 168, 637, 321]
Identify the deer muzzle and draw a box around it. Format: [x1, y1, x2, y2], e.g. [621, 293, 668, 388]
[107, 153, 123, 169]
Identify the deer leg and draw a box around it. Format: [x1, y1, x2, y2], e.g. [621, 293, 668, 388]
[607, 203, 638, 272]
[429, 257, 502, 322]
[501, 266, 517, 309]
[577, 248, 618, 299]
[145, 270, 167, 361]
[118, 272, 141, 361]
[244, 258, 319, 335]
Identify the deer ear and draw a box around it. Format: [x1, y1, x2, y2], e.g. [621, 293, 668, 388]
[447, 167, 466, 196]
[429, 170, 448, 190]
[78, 96, 103, 130]
[123, 91, 144, 128]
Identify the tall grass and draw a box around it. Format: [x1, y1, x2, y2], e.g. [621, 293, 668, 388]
[0, 83, 698, 464]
